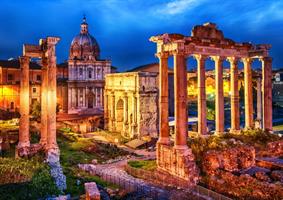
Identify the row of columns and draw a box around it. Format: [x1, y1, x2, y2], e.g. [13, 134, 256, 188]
[18, 37, 60, 154]
[157, 52, 273, 146]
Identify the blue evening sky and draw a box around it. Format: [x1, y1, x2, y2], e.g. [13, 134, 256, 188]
[0, 0, 282, 71]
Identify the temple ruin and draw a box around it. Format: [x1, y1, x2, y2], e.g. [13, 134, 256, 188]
[17, 37, 60, 156]
[150, 23, 272, 184]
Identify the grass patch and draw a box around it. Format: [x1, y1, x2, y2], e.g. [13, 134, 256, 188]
[128, 160, 157, 171]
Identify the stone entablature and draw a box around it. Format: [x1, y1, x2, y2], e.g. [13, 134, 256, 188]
[104, 72, 158, 138]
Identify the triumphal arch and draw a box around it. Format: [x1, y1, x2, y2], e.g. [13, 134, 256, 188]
[150, 23, 272, 185]
[17, 37, 60, 156]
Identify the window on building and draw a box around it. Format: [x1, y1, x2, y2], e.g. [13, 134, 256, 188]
[79, 68, 83, 76]
[88, 69, 92, 79]
[33, 88, 36, 93]
[8, 74, 13, 81]
[36, 75, 41, 81]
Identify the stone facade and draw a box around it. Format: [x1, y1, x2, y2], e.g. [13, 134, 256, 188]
[67, 16, 111, 115]
[104, 72, 158, 138]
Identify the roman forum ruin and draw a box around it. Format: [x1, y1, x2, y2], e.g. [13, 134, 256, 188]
[17, 37, 60, 156]
[150, 23, 272, 183]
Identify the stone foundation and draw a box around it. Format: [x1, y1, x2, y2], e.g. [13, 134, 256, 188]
[202, 145, 255, 175]
[15, 143, 43, 158]
[157, 143, 199, 186]
[85, 182, 101, 200]
[266, 140, 283, 157]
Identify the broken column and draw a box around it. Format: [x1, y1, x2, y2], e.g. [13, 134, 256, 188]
[17, 56, 30, 155]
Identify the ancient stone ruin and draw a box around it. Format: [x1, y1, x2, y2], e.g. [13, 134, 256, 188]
[16, 37, 60, 156]
[150, 22, 273, 185]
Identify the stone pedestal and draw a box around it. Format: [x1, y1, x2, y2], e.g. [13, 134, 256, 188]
[156, 143, 199, 186]
[85, 182, 101, 200]
[17, 56, 30, 155]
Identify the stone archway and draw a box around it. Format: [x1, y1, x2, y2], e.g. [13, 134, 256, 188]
[116, 99, 124, 132]
[87, 92, 95, 108]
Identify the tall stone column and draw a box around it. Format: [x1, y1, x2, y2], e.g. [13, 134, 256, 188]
[173, 52, 188, 148]
[195, 55, 207, 135]
[46, 37, 60, 152]
[157, 52, 170, 145]
[131, 94, 137, 137]
[243, 58, 254, 128]
[213, 56, 225, 134]
[228, 57, 240, 132]
[104, 92, 109, 129]
[40, 56, 48, 147]
[18, 56, 30, 150]
[261, 57, 273, 131]
[256, 76, 262, 128]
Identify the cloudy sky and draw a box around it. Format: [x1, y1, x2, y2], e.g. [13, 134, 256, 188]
[0, 0, 282, 70]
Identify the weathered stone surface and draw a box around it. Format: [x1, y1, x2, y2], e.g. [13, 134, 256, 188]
[267, 140, 283, 157]
[255, 171, 271, 182]
[206, 171, 283, 200]
[157, 144, 199, 186]
[271, 170, 283, 182]
[16, 143, 43, 158]
[202, 145, 255, 175]
[85, 182, 100, 200]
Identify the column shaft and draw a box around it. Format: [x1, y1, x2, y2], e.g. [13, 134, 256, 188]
[40, 57, 48, 146]
[157, 53, 170, 144]
[256, 77, 262, 127]
[196, 55, 207, 135]
[262, 57, 273, 131]
[229, 58, 240, 131]
[174, 53, 187, 148]
[243, 58, 254, 128]
[18, 56, 30, 148]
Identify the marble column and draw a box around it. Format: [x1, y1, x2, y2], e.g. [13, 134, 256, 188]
[261, 57, 273, 131]
[40, 57, 48, 147]
[157, 52, 170, 145]
[123, 93, 128, 135]
[195, 55, 207, 135]
[213, 56, 224, 134]
[256, 76, 262, 128]
[104, 92, 108, 129]
[46, 37, 60, 152]
[174, 52, 188, 148]
[243, 58, 254, 128]
[18, 56, 30, 149]
[228, 57, 240, 132]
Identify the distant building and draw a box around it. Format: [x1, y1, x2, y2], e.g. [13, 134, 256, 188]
[67, 16, 112, 114]
[104, 72, 158, 138]
[273, 69, 283, 106]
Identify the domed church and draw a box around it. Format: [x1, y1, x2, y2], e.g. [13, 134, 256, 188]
[68, 16, 111, 114]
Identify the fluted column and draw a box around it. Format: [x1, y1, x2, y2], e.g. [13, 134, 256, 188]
[18, 56, 30, 149]
[195, 55, 207, 135]
[256, 76, 262, 128]
[40, 56, 48, 147]
[173, 52, 187, 148]
[157, 52, 170, 145]
[228, 57, 240, 132]
[46, 37, 60, 152]
[243, 58, 254, 128]
[261, 57, 273, 131]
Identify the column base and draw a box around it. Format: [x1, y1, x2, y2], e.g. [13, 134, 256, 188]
[214, 131, 224, 135]
[156, 143, 199, 187]
[230, 129, 241, 134]
[157, 137, 170, 145]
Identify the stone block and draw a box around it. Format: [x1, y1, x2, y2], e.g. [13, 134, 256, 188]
[85, 182, 100, 200]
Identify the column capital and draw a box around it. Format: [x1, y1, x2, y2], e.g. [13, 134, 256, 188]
[210, 55, 225, 63]
[156, 52, 169, 59]
[193, 54, 206, 61]
[226, 57, 239, 64]
[172, 50, 185, 57]
[259, 56, 272, 63]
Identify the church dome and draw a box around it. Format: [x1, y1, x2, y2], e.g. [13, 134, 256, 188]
[69, 16, 100, 60]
